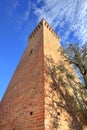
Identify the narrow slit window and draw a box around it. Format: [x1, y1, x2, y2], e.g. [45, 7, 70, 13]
[29, 49, 33, 56]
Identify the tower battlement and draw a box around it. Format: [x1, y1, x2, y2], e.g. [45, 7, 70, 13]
[29, 19, 59, 41]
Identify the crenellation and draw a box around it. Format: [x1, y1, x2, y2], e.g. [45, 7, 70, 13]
[29, 19, 59, 41]
[43, 19, 59, 40]
[28, 22, 42, 41]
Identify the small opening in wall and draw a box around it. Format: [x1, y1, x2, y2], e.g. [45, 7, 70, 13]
[47, 25, 49, 28]
[30, 111, 33, 115]
[57, 112, 60, 116]
[36, 27, 38, 31]
[29, 49, 33, 56]
[45, 22, 46, 25]
[40, 22, 42, 25]
[34, 30, 36, 34]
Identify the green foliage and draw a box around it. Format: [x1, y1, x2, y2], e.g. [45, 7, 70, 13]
[65, 43, 87, 90]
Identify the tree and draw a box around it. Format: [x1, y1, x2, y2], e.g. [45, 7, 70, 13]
[64, 43, 87, 90]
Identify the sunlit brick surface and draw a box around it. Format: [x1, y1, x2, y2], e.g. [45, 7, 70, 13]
[0, 19, 86, 130]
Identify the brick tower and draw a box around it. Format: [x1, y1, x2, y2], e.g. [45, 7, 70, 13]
[0, 19, 87, 130]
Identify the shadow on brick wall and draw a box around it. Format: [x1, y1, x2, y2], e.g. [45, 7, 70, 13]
[44, 55, 87, 130]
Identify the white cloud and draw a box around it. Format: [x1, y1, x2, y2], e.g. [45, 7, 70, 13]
[8, 0, 19, 16]
[33, 0, 87, 45]
[8, 1, 32, 30]
[21, 1, 31, 22]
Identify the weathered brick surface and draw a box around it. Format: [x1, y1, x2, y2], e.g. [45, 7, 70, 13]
[0, 21, 44, 130]
[0, 19, 87, 130]
[43, 20, 87, 130]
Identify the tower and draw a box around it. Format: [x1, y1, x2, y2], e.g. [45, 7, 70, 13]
[0, 19, 87, 130]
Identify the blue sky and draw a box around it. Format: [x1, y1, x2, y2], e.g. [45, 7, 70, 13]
[0, 0, 87, 100]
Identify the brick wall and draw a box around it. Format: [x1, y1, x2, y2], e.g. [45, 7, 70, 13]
[0, 21, 45, 130]
[0, 19, 87, 130]
[43, 19, 87, 130]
